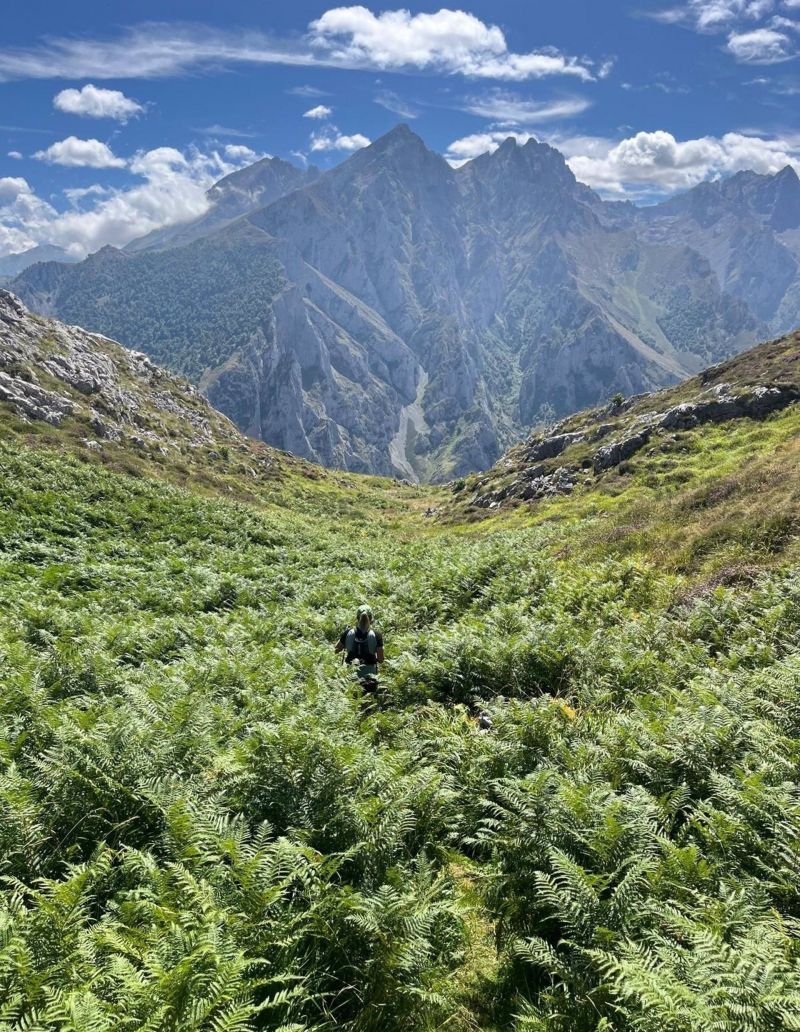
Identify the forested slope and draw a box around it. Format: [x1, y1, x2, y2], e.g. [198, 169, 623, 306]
[0, 310, 799, 1029]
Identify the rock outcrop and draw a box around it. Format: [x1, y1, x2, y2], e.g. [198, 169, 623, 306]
[466, 335, 799, 510]
[0, 290, 254, 463]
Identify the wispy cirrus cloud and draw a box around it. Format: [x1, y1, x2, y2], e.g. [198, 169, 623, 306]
[287, 84, 330, 97]
[0, 10, 603, 84]
[374, 90, 420, 119]
[457, 89, 591, 124]
[193, 124, 258, 138]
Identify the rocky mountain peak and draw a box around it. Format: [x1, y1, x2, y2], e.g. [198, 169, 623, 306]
[354, 123, 448, 173]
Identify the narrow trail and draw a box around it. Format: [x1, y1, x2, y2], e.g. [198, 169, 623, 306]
[389, 367, 429, 483]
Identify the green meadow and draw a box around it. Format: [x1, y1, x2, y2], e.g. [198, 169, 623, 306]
[0, 393, 798, 1030]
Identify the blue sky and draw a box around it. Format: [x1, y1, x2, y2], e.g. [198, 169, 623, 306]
[2, 0, 800, 257]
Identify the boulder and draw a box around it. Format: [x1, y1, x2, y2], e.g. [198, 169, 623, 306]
[525, 431, 585, 462]
[592, 427, 652, 472]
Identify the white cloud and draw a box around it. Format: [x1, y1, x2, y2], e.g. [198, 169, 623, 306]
[310, 128, 370, 152]
[33, 136, 126, 168]
[458, 90, 591, 124]
[303, 104, 333, 118]
[374, 89, 419, 118]
[8, 150, 22, 160]
[0, 176, 57, 254]
[194, 124, 256, 138]
[563, 128, 800, 196]
[53, 84, 144, 121]
[309, 7, 597, 80]
[288, 84, 330, 96]
[64, 184, 110, 206]
[0, 178, 32, 205]
[443, 125, 800, 195]
[222, 144, 261, 162]
[0, 144, 261, 259]
[651, 0, 800, 62]
[653, 1, 777, 30]
[444, 130, 537, 164]
[726, 26, 794, 59]
[0, 14, 599, 84]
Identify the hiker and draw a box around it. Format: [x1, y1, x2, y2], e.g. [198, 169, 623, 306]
[335, 604, 384, 688]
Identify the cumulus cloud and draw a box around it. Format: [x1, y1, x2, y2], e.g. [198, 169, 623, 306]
[651, 0, 800, 62]
[0, 13, 600, 84]
[34, 136, 126, 168]
[8, 150, 22, 160]
[53, 84, 144, 121]
[303, 104, 333, 118]
[310, 128, 370, 152]
[64, 184, 110, 206]
[726, 26, 794, 60]
[563, 128, 800, 195]
[0, 144, 261, 259]
[221, 144, 261, 162]
[0, 176, 57, 254]
[443, 125, 800, 194]
[444, 130, 537, 164]
[309, 7, 597, 80]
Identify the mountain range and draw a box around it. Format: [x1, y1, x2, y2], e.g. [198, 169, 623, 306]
[11, 125, 800, 481]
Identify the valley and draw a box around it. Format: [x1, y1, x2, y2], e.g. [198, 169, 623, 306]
[0, 293, 798, 1029]
[14, 126, 800, 481]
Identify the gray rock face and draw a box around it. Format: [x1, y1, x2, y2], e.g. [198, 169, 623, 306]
[592, 428, 653, 472]
[589, 383, 798, 472]
[637, 166, 800, 331]
[526, 432, 586, 462]
[13, 126, 792, 481]
[659, 384, 799, 429]
[471, 370, 799, 509]
[0, 289, 244, 455]
[473, 465, 578, 507]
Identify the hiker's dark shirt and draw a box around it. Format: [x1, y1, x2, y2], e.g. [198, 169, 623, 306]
[339, 627, 383, 665]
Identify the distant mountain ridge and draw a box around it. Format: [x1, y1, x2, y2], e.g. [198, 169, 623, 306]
[124, 155, 320, 254]
[12, 125, 799, 481]
[0, 244, 78, 278]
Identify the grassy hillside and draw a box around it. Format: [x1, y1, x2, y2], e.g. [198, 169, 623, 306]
[0, 328, 799, 1029]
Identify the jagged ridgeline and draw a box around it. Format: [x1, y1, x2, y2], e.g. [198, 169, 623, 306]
[1, 295, 799, 1029]
[13, 125, 800, 481]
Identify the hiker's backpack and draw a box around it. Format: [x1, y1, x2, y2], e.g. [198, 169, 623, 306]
[345, 626, 378, 662]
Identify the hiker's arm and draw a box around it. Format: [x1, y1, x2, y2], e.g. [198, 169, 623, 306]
[376, 646, 385, 663]
[334, 640, 344, 653]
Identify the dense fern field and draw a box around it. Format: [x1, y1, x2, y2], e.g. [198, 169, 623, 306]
[1, 438, 799, 1031]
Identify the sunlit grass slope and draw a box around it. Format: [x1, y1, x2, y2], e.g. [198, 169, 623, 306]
[1, 370, 799, 1032]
